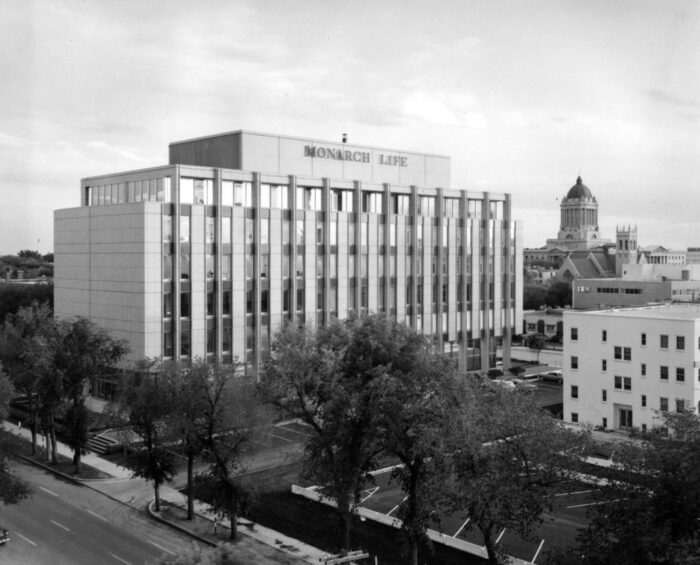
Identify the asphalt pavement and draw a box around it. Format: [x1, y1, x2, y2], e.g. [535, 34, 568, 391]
[1, 420, 327, 564]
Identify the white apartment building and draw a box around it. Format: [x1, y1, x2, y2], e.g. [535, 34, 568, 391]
[563, 304, 700, 431]
[55, 131, 523, 394]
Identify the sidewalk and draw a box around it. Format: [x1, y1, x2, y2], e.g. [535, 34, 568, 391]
[2, 420, 329, 564]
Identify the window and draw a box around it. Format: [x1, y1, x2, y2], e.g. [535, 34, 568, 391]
[677, 336, 685, 350]
[641, 332, 646, 346]
[571, 413, 579, 423]
[660, 397, 668, 412]
[641, 363, 646, 376]
[676, 367, 685, 382]
[602, 389, 607, 402]
[602, 359, 607, 371]
[222, 291, 231, 316]
[676, 399, 685, 413]
[163, 293, 172, 318]
[614, 346, 622, 360]
[207, 291, 214, 316]
[571, 356, 578, 369]
[571, 327, 578, 341]
[180, 292, 190, 318]
[624, 347, 631, 361]
[641, 394, 647, 407]
[602, 330, 607, 342]
[602, 417, 607, 428]
[614, 376, 631, 391]
[660, 334, 669, 348]
[571, 385, 579, 399]
[660, 365, 669, 380]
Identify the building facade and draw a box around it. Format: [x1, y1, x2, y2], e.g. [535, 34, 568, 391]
[545, 176, 611, 251]
[55, 131, 523, 389]
[563, 305, 700, 431]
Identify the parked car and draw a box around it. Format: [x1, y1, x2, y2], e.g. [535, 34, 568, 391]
[0, 528, 9, 545]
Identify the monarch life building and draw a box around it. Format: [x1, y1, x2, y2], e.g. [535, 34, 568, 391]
[54, 131, 522, 393]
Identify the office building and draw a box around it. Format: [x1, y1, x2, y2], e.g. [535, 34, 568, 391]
[563, 304, 700, 431]
[55, 131, 522, 392]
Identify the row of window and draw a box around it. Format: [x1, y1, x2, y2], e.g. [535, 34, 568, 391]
[88, 177, 506, 219]
[575, 355, 696, 383]
[571, 328, 695, 350]
[572, 387, 692, 413]
[165, 214, 500, 249]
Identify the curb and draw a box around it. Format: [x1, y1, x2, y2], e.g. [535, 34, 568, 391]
[147, 500, 218, 547]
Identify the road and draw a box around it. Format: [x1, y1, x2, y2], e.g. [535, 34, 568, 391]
[0, 461, 201, 565]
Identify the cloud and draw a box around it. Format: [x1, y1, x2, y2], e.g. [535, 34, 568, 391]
[401, 91, 486, 128]
[0, 132, 22, 147]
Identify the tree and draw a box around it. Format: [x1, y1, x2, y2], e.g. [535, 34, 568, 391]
[17, 250, 42, 261]
[0, 283, 53, 323]
[115, 359, 178, 511]
[369, 329, 461, 565]
[0, 302, 56, 455]
[451, 385, 589, 565]
[0, 366, 30, 505]
[526, 333, 547, 363]
[563, 411, 700, 565]
[194, 361, 261, 541]
[524, 283, 548, 310]
[53, 317, 128, 473]
[263, 317, 390, 552]
[164, 359, 208, 520]
[545, 280, 572, 308]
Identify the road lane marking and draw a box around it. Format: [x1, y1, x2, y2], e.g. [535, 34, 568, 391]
[387, 496, 407, 516]
[453, 517, 470, 538]
[15, 532, 37, 546]
[567, 499, 621, 509]
[109, 552, 133, 565]
[88, 510, 109, 522]
[531, 539, 546, 563]
[49, 519, 71, 532]
[555, 489, 596, 497]
[495, 528, 506, 544]
[147, 539, 175, 555]
[360, 487, 379, 503]
[39, 486, 59, 497]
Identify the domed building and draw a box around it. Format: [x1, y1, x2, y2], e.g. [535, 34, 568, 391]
[546, 176, 611, 250]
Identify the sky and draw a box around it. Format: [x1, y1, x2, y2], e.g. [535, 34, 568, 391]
[1, 0, 699, 254]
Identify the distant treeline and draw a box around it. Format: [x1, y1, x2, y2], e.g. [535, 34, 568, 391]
[0, 282, 53, 323]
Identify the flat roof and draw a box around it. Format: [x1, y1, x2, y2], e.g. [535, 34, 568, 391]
[168, 129, 450, 159]
[565, 304, 700, 321]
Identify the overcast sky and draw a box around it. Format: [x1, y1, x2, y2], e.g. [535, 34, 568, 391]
[2, 0, 699, 254]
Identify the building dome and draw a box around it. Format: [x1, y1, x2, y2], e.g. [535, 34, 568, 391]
[566, 176, 593, 199]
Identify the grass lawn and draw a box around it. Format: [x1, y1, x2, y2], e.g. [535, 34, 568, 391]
[156, 502, 309, 565]
[1, 429, 111, 479]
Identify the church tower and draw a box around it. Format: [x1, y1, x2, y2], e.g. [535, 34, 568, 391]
[546, 176, 610, 250]
[615, 225, 638, 276]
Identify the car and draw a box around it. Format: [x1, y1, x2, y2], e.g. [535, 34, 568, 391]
[492, 378, 516, 390]
[0, 528, 9, 545]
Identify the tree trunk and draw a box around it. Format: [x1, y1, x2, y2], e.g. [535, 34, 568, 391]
[30, 414, 37, 455]
[483, 527, 499, 564]
[409, 542, 418, 565]
[229, 510, 237, 541]
[186, 453, 194, 520]
[341, 509, 352, 553]
[73, 449, 81, 475]
[154, 481, 161, 512]
[49, 423, 58, 465]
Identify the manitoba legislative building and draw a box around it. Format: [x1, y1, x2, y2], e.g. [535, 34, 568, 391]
[54, 131, 522, 392]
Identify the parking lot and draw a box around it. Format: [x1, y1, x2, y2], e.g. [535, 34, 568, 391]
[356, 469, 599, 563]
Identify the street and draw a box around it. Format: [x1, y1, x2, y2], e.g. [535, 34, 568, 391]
[0, 461, 201, 565]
